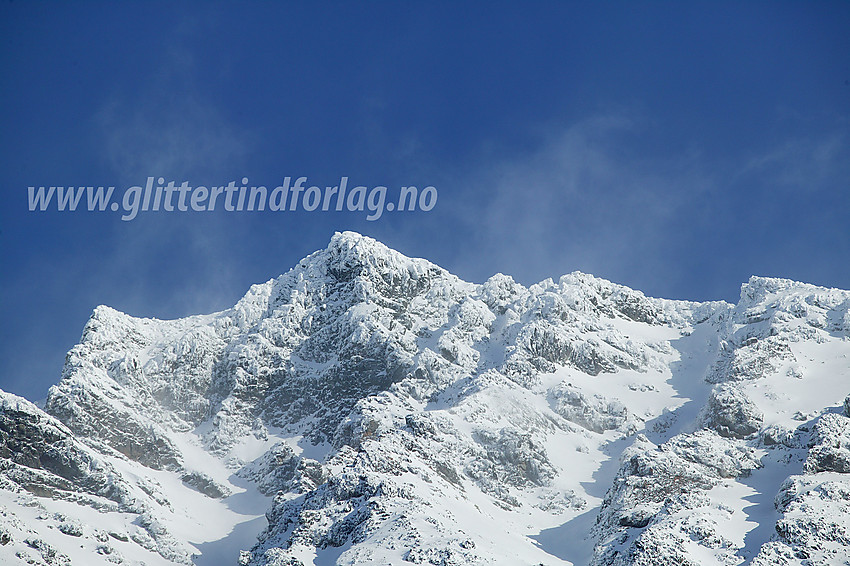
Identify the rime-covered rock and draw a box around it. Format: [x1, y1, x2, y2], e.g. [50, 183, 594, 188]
[701, 384, 763, 439]
[551, 382, 630, 433]
[804, 413, 850, 474]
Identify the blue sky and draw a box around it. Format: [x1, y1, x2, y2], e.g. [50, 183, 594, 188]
[1, 2, 848, 401]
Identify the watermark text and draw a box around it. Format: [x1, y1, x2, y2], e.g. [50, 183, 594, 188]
[27, 176, 438, 221]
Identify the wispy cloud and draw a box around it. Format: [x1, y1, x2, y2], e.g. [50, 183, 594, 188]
[87, 15, 256, 320]
[446, 114, 716, 293]
[95, 21, 247, 185]
[432, 112, 850, 303]
[97, 94, 247, 185]
[737, 132, 849, 190]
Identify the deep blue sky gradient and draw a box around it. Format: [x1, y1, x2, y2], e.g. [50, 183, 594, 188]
[1, 2, 849, 401]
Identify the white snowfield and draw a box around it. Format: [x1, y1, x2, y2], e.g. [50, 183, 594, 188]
[1, 232, 848, 566]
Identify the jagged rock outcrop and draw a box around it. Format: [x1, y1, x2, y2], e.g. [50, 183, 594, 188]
[701, 384, 764, 439]
[591, 432, 762, 566]
[0, 392, 131, 505]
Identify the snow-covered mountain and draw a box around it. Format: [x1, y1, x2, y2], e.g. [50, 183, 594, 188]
[1, 232, 849, 566]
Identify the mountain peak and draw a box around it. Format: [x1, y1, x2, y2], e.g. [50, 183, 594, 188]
[3, 235, 849, 566]
[287, 231, 457, 298]
[328, 229, 371, 248]
[324, 230, 401, 269]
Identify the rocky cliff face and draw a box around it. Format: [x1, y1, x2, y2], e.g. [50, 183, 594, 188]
[1, 232, 848, 566]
